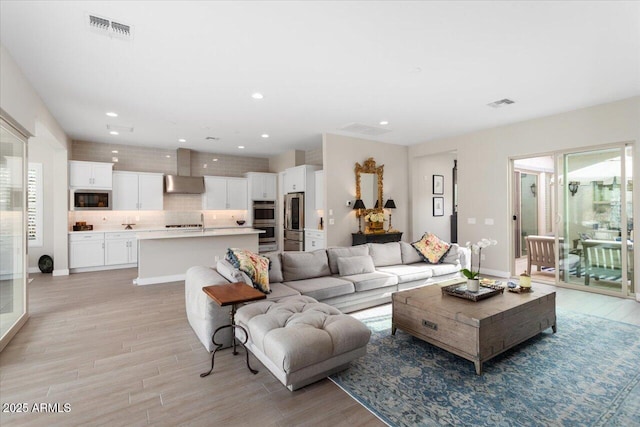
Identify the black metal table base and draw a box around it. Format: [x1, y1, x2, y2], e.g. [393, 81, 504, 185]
[200, 323, 257, 378]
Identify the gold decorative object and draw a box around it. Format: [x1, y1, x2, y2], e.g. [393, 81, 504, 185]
[355, 157, 384, 217]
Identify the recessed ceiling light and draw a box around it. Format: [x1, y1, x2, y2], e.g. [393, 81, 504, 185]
[178, 138, 186, 143]
[251, 92, 264, 100]
[106, 112, 118, 117]
[379, 121, 389, 125]
[165, 155, 171, 158]
[261, 134, 269, 138]
[111, 150, 118, 154]
[109, 131, 119, 135]
[112, 157, 119, 162]
[212, 158, 218, 162]
[203, 164, 208, 168]
[238, 145, 245, 149]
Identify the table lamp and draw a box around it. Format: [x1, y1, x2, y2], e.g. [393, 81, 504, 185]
[353, 199, 366, 234]
[384, 199, 396, 232]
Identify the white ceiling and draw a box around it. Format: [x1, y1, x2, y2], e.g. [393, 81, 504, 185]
[1, 1, 638, 157]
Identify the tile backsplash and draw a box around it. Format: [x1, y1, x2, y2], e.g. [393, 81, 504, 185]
[69, 210, 249, 231]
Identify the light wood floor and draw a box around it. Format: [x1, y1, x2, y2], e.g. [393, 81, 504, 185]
[1, 269, 639, 426]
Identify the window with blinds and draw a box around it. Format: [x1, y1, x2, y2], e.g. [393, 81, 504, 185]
[28, 162, 42, 247]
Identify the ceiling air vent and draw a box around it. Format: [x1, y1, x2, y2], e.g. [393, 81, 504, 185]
[88, 14, 133, 40]
[339, 123, 392, 136]
[487, 98, 515, 109]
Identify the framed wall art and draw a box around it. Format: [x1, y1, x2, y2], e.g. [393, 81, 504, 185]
[433, 197, 444, 216]
[433, 175, 444, 195]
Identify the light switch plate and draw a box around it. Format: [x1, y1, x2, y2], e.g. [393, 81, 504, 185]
[468, 218, 476, 224]
[329, 209, 333, 216]
[484, 218, 494, 225]
[329, 218, 335, 225]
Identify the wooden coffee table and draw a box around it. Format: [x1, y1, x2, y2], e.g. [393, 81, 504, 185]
[392, 283, 556, 375]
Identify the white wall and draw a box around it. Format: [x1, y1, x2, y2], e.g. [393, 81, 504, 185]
[323, 133, 409, 247]
[411, 151, 456, 242]
[409, 96, 640, 278]
[1, 44, 70, 275]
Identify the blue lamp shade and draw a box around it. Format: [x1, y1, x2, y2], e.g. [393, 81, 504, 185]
[384, 199, 396, 209]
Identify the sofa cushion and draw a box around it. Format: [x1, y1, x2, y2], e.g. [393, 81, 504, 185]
[377, 264, 433, 283]
[263, 251, 284, 283]
[236, 296, 371, 373]
[217, 259, 251, 285]
[326, 246, 369, 274]
[400, 241, 423, 264]
[339, 271, 398, 292]
[441, 243, 460, 264]
[283, 276, 355, 301]
[368, 242, 402, 267]
[227, 248, 271, 293]
[412, 233, 451, 264]
[282, 250, 331, 281]
[266, 283, 301, 300]
[337, 255, 375, 276]
[422, 262, 460, 276]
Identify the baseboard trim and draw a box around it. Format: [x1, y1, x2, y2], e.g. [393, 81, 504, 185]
[53, 269, 70, 276]
[134, 274, 185, 286]
[480, 268, 510, 278]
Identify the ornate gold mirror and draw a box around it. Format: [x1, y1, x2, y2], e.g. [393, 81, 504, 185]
[355, 157, 384, 213]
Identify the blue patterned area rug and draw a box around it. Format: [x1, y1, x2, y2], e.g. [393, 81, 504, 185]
[330, 308, 640, 427]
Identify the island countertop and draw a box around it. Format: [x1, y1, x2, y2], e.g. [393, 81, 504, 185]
[136, 228, 264, 240]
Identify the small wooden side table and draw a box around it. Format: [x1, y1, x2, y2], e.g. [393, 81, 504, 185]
[199, 282, 266, 378]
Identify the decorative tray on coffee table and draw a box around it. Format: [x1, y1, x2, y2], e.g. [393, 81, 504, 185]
[442, 282, 505, 302]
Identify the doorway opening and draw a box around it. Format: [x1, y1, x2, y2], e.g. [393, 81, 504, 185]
[511, 144, 634, 299]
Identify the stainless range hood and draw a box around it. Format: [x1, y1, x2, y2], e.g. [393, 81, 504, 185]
[164, 148, 205, 194]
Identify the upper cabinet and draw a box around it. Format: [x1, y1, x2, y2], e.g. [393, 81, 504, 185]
[69, 160, 113, 189]
[283, 165, 319, 194]
[202, 176, 248, 210]
[112, 171, 164, 211]
[245, 172, 277, 201]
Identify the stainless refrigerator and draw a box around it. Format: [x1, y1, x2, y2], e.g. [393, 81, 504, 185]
[284, 192, 304, 251]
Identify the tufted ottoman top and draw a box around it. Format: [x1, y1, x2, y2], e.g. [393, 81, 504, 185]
[235, 295, 371, 374]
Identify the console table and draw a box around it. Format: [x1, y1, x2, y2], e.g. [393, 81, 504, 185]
[352, 232, 403, 246]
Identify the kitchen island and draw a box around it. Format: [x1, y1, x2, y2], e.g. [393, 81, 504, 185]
[135, 228, 263, 285]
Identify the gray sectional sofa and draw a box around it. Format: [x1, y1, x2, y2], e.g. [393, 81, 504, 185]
[186, 241, 470, 352]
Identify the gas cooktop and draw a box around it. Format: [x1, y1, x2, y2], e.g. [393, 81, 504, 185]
[165, 224, 203, 229]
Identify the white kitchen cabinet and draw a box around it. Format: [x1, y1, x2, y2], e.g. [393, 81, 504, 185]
[69, 161, 113, 189]
[202, 176, 248, 210]
[245, 172, 277, 201]
[305, 229, 325, 251]
[113, 171, 163, 211]
[105, 232, 137, 265]
[315, 170, 324, 210]
[283, 165, 319, 194]
[69, 232, 105, 268]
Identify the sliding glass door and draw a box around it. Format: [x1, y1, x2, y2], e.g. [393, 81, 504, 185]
[0, 119, 28, 347]
[558, 145, 633, 297]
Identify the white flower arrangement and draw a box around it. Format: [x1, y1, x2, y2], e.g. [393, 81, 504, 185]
[461, 238, 498, 279]
[364, 212, 385, 223]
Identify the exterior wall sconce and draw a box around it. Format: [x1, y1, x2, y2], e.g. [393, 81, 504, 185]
[568, 181, 580, 196]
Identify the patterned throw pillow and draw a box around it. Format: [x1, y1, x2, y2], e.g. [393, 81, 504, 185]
[411, 233, 451, 264]
[226, 248, 271, 293]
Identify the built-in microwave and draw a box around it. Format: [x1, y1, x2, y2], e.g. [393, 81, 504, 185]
[71, 189, 112, 210]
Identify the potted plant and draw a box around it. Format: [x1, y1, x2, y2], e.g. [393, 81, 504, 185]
[461, 238, 497, 291]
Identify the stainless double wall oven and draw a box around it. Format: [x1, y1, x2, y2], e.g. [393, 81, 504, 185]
[253, 201, 277, 252]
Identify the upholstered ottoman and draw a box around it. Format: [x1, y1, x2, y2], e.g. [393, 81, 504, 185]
[235, 295, 371, 391]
